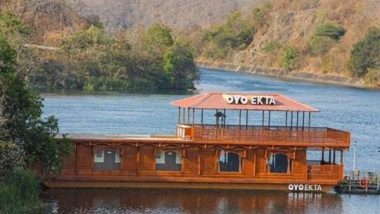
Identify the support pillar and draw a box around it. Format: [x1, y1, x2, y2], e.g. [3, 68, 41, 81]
[178, 107, 181, 124]
[201, 109, 204, 125]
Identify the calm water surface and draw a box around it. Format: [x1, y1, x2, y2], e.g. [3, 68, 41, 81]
[41, 68, 380, 213]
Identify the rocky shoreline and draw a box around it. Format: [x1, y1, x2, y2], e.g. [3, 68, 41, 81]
[197, 61, 366, 89]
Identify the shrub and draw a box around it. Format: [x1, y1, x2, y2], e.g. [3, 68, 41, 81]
[0, 142, 24, 177]
[282, 46, 299, 70]
[314, 23, 346, 41]
[0, 33, 16, 73]
[252, 2, 272, 27]
[308, 36, 334, 55]
[262, 40, 281, 53]
[364, 69, 380, 88]
[202, 12, 255, 59]
[350, 28, 380, 77]
[0, 169, 41, 213]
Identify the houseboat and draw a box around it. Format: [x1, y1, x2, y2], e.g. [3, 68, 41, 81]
[48, 92, 351, 192]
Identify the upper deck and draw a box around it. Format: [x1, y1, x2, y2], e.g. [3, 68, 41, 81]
[177, 124, 350, 148]
[65, 92, 350, 149]
[172, 92, 351, 149]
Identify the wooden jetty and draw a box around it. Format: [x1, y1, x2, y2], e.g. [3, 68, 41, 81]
[336, 171, 380, 194]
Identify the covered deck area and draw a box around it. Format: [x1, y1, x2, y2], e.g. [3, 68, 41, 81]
[171, 92, 350, 148]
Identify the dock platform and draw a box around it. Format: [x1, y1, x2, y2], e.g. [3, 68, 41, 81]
[335, 171, 380, 194]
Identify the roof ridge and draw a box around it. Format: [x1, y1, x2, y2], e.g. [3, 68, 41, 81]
[190, 92, 214, 108]
[280, 95, 319, 112]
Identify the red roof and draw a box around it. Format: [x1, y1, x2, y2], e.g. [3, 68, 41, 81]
[171, 92, 319, 112]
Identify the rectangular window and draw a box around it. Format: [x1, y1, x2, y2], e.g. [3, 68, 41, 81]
[156, 151, 181, 171]
[219, 151, 241, 172]
[94, 150, 104, 163]
[94, 149, 121, 170]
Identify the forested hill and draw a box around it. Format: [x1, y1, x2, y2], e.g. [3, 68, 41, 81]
[74, 0, 380, 88]
[192, 0, 380, 88]
[76, 0, 262, 30]
[1, 0, 380, 89]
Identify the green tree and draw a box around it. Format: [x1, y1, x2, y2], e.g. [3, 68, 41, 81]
[282, 46, 299, 70]
[0, 34, 72, 178]
[202, 12, 254, 59]
[0, 33, 16, 73]
[144, 24, 174, 53]
[314, 23, 346, 41]
[350, 28, 380, 77]
[163, 42, 198, 90]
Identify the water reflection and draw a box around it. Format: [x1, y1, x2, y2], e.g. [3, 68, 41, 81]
[41, 189, 342, 214]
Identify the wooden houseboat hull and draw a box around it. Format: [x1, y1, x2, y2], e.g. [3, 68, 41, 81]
[50, 92, 350, 193]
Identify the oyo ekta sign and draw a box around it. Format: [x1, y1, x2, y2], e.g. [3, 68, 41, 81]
[288, 184, 323, 192]
[223, 94, 276, 105]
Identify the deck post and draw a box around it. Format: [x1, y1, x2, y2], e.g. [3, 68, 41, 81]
[329, 149, 332, 163]
[302, 112, 305, 130]
[296, 112, 299, 129]
[201, 109, 204, 125]
[308, 112, 311, 128]
[188, 108, 190, 125]
[192, 108, 195, 125]
[322, 148, 325, 162]
[215, 109, 218, 126]
[183, 108, 186, 124]
[340, 150, 343, 164]
[246, 110, 248, 130]
[178, 107, 181, 124]
[268, 111, 271, 127]
[239, 110, 242, 129]
[262, 111, 265, 127]
[290, 112, 293, 129]
[285, 111, 288, 127]
[223, 109, 226, 127]
[333, 149, 336, 164]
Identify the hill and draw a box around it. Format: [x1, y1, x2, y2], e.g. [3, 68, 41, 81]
[76, 0, 263, 30]
[195, 0, 380, 88]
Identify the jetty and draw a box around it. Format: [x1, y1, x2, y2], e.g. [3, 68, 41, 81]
[336, 171, 380, 194]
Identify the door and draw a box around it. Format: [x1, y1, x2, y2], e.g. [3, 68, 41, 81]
[165, 151, 177, 170]
[104, 150, 116, 170]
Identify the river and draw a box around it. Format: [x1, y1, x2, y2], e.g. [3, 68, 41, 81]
[41, 68, 380, 213]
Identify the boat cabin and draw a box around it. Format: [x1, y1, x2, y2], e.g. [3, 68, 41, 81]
[50, 92, 350, 192]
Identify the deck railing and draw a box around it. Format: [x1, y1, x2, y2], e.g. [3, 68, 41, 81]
[307, 163, 343, 180]
[180, 124, 350, 147]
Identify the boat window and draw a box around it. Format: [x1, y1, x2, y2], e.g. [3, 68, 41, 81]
[94, 149, 121, 170]
[219, 151, 241, 172]
[269, 153, 291, 173]
[156, 151, 182, 171]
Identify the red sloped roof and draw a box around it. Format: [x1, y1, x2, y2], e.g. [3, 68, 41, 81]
[171, 92, 319, 112]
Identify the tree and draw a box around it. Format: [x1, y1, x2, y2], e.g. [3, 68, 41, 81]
[0, 34, 72, 178]
[163, 42, 198, 90]
[0, 33, 16, 73]
[350, 28, 380, 77]
[314, 23, 346, 41]
[202, 12, 254, 59]
[144, 24, 174, 52]
[282, 46, 299, 70]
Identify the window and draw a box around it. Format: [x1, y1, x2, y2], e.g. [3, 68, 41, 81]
[219, 151, 241, 172]
[268, 153, 291, 173]
[155, 151, 181, 171]
[94, 149, 121, 170]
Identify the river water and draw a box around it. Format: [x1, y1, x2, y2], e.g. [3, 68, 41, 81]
[41, 68, 380, 213]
